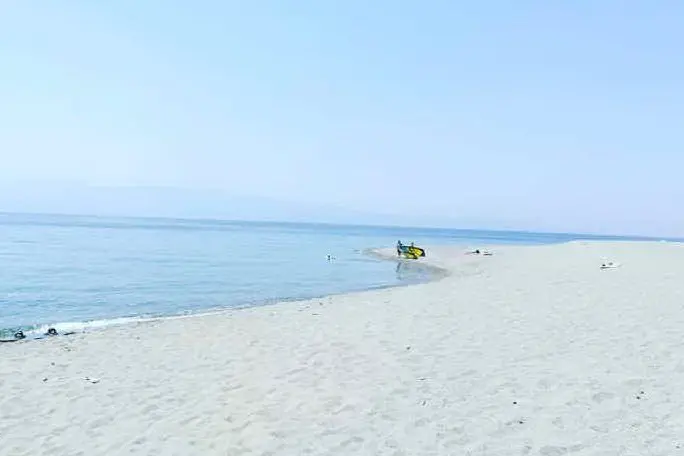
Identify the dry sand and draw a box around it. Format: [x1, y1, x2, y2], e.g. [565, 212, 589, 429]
[2, 241, 684, 455]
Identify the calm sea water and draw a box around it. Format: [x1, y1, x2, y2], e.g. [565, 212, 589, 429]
[0, 213, 644, 338]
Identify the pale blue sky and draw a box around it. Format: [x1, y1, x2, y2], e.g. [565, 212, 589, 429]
[1, 1, 682, 236]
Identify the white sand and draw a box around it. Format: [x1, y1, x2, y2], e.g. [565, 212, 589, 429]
[2, 241, 684, 455]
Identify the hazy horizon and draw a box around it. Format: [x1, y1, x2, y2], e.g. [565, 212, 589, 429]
[0, 182, 676, 239]
[0, 181, 535, 232]
[2, 2, 683, 237]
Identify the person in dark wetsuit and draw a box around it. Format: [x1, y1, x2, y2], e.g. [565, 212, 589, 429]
[397, 240, 403, 257]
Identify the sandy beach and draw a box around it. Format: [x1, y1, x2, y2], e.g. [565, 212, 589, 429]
[2, 241, 684, 455]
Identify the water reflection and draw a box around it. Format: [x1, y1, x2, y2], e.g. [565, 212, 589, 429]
[395, 260, 434, 285]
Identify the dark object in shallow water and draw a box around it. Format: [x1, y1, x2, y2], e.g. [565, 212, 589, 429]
[0, 331, 26, 343]
[1, 329, 76, 343]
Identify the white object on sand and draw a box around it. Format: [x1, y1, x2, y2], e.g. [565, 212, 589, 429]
[600, 261, 621, 269]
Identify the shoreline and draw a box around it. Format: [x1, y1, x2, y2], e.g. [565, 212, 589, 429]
[0, 239, 650, 343]
[3, 240, 684, 455]
[0, 246, 450, 343]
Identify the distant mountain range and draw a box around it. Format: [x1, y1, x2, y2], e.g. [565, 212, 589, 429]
[2, 183, 675, 237]
[0, 183, 481, 229]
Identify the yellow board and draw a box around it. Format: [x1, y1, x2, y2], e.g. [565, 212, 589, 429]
[407, 246, 425, 257]
[400, 245, 425, 259]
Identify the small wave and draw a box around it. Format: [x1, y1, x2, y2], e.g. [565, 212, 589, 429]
[0, 308, 237, 341]
[1, 316, 154, 340]
[31, 316, 156, 335]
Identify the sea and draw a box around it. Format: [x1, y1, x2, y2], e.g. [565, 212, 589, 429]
[0, 212, 650, 339]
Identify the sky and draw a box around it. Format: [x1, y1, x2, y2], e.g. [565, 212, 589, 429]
[1, 1, 683, 236]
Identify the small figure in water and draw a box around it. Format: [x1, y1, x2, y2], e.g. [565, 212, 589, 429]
[396, 240, 403, 257]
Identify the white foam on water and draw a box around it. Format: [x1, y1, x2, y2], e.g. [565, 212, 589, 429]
[19, 309, 232, 339]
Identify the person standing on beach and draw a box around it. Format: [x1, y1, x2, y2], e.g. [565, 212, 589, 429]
[397, 240, 403, 257]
